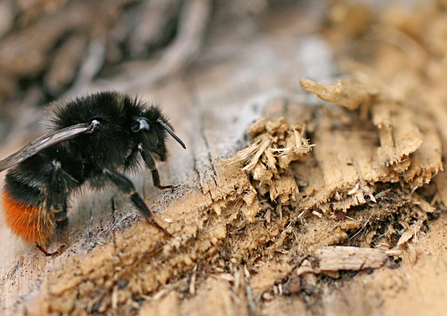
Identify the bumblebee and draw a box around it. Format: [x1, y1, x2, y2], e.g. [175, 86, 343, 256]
[0, 91, 186, 256]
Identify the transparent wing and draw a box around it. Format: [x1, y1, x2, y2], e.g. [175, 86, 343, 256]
[0, 120, 99, 172]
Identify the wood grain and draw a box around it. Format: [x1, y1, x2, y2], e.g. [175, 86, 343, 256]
[2, 2, 447, 316]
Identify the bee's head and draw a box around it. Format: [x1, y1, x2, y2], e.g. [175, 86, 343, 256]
[132, 107, 186, 160]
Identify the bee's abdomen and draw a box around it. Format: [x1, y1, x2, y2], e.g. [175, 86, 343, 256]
[2, 189, 53, 244]
[3, 168, 54, 245]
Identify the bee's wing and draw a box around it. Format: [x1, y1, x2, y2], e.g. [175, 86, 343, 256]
[0, 120, 99, 172]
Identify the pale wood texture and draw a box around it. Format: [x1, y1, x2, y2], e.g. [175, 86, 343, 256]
[2, 1, 447, 316]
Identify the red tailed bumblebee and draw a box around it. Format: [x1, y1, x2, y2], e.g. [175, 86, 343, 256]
[0, 91, 186, 256]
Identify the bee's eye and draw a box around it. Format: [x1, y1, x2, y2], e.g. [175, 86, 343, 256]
[132, 117, 150, 132]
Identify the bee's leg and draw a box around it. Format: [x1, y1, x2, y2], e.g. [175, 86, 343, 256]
[36, 161, 73, 257]
[35, 240, 66, 257]
[52, 218, 69, 255]
[35, 223, 68, 257]
[35, 242, 54, 256]
[124, 145, 140, 169]
[138, 145, 173, 190]
[103, 168, 171, 236]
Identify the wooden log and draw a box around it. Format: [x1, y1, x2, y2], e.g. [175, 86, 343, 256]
[1, 2, 447, 316]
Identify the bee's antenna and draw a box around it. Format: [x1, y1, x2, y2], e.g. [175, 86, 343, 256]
[157, 119, 186, 149]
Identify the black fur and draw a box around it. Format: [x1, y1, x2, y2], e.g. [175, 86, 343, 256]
[2, 91, 185, 255]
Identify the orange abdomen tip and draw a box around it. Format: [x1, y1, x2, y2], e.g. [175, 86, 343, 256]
[2, 190, 53, 245]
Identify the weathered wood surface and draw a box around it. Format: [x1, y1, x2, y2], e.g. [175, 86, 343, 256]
[0, 3, 320, 314]
[1, 1, 447, 316]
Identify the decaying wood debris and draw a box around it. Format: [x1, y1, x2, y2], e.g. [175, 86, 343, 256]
[222, 117, 313, 204]
[314, 246, 401, 272]
[219, 75, 441, 257]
